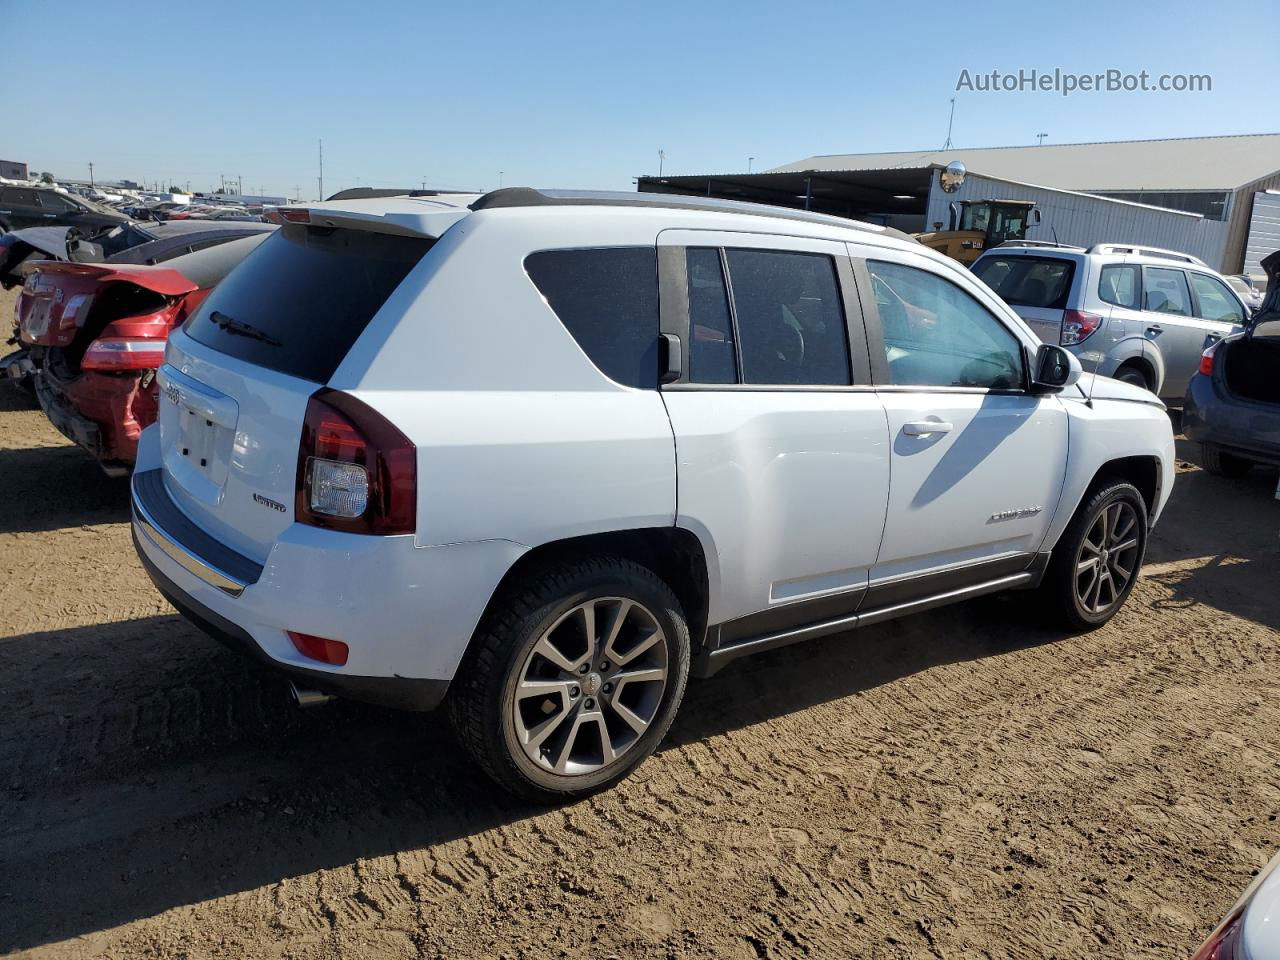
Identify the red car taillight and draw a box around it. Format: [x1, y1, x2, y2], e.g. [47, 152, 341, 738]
[1061, 309, 1103, 345]
[80, 337, 167, 371]
[295, 389, 416, 535]
[1199, 341, 1220, 377]
[287, 631, 350, 666]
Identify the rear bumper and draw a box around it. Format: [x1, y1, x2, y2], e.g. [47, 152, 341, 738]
[33, 366, 155, 466]
[1183, 373, 1280, 466]
[129, 428, 527, 707]
[134, 538, 448, 711]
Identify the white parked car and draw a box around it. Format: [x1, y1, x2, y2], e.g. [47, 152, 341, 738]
[1190, 850, 1280, 959]
[973, 242, 1252, 401]
[131, 189, 1175, 800]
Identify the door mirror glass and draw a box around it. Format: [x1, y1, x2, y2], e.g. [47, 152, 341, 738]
[1031, 343, 1081, 392]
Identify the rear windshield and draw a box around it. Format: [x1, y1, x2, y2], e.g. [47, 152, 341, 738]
[972, 255, 1075, 310]
[184, 225, 432, 383]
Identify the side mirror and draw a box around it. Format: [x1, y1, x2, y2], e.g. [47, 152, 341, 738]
[1030, 343, 1081, 392]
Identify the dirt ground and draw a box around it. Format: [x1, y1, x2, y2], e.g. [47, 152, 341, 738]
[2, 280, 1279, 959]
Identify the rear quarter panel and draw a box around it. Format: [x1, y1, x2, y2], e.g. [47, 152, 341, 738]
[334, 210, 679, 551]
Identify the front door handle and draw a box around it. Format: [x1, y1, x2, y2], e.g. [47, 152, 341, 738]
[903, 420, 954, 436]
[1146, 324, 1163, 335]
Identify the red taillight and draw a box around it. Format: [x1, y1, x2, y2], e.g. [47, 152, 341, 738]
[1200, 342, 1218, 376]
[296, 389, 416, 535]
[80, 337, 167, 371]
[287, 631, 350, 666]
[1061, 310, 1103, 345]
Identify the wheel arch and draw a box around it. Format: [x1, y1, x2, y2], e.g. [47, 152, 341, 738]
[473, 526, 714, 656]
[1108, 341, 1163, 394]
[1084, 455, 1162, 522]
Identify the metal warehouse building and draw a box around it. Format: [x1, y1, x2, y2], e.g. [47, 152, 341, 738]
[637, 134, 1280, 278]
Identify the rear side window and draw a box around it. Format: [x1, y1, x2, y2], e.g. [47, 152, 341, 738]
[525, 247, 659, 389]
[686, 248, 737, 384]
[972, 255, 1075, 309]
[1143, 267, 1191, 316]
[184, 225, 432, 383]
[1098, 264, 1140, 309]
[724, 249, 851, 386]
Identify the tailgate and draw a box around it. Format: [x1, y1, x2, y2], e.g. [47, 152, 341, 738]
[157, 331, 312, 563]
[153, 221, 437, 563]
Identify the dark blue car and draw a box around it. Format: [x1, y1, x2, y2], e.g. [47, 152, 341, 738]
[1184, 250, 1280, 477]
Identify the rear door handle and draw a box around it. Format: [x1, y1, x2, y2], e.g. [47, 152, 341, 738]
[903, 420, 953, 436]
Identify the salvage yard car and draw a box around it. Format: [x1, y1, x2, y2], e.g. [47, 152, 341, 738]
[0, 183, 128, 234]
[972, 242, 1251, 400]
[130, 189, 1175, 801]
[1184, 249, 1280, 477]
[16, 235, 271, 473]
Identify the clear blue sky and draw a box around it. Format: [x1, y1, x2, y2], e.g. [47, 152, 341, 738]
[5, 0, 1274, 198]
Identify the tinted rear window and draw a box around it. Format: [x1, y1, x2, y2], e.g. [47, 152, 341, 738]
[184, 225, 432, 383]
[973, 255, 1075, 310]
[525, 247, 659, 389]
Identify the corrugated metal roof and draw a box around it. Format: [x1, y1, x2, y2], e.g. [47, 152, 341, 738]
[767, 134, 1280, 192]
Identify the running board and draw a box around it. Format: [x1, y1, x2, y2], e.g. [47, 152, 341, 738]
[692, 570, 1036, 678]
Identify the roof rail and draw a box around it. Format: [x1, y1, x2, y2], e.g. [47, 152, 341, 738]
[1088, 243, 1206, 266]
[996, 240, 1085, 250]
[467, 187, 917, 242]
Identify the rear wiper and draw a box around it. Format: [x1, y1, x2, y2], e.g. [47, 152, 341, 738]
[209, 311, 281, 347]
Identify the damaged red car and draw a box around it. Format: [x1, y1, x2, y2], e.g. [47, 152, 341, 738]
[16, 235, 270, 474]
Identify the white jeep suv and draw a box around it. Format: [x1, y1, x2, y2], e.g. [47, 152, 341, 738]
[131, 189, 1175, 800]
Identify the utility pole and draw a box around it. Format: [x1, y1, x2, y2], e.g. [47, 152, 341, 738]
[317, 139, 324, 201]
[942, 98, 956, 150]
[421, 177, 427, 190]
[658, 150, 665, 176]
[1036, 132, 1048, 145]
[295, 185, 301, 201]
[748, 157, 754, 173]
[237, 175, 243, 197]
[220, 173, 225, 193]
[88, 162, 94, 188]
[498, 171, 504, 188]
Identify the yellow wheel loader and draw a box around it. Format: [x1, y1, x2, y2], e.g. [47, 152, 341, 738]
[915, 199, 1040, 266]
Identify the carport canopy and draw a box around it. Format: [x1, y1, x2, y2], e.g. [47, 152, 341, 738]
[636, 167, 935, 223]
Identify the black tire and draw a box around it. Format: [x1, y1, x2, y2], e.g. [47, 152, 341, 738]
[1041, 481, 1149, 631]
[448, 555, 691, 802]
[1114, 365, 1150, 390]
[1201, 444, 1252, 479]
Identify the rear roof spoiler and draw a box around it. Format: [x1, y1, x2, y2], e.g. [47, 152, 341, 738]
[263, 196, 477, 239]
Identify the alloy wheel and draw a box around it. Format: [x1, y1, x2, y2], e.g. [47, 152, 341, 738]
[1074, 501, 1141, 615]
[511, 597, 669, 776]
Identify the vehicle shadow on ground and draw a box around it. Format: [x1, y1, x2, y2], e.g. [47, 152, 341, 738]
[0, 381, 40, 413]
[0, 443, 130, 534]
[0, 593, 1053, 952]
[1142, 438, 1280, 631]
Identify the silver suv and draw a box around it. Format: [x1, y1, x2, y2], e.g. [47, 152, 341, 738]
[973, 242, 1252, 399]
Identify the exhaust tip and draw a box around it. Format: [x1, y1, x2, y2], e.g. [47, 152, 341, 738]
[289, 682, 336, 708]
